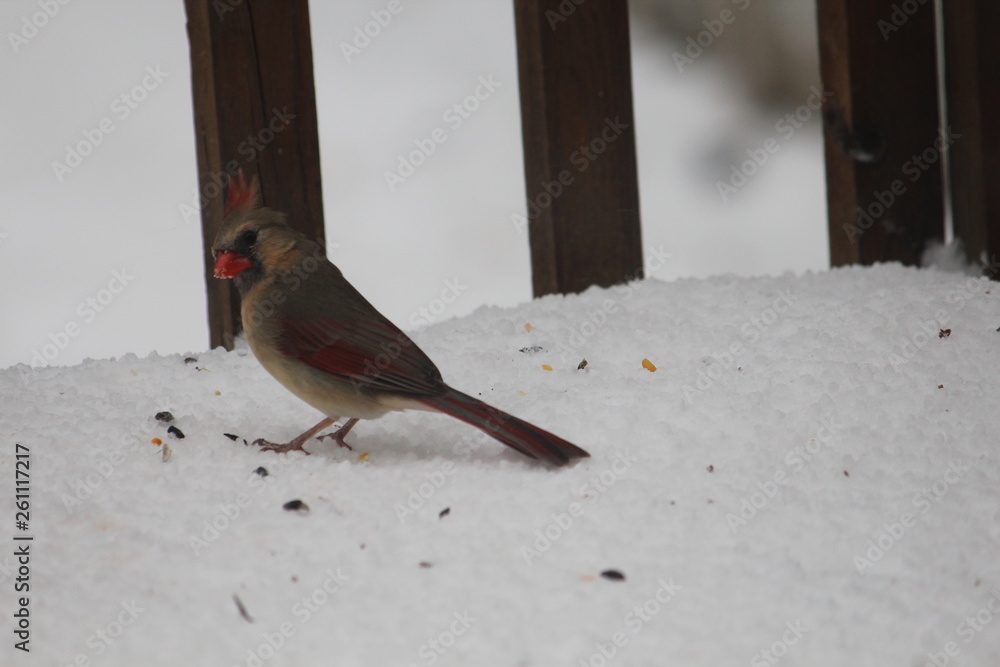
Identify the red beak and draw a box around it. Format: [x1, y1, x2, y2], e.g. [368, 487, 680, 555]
[213, 251, 254, 279]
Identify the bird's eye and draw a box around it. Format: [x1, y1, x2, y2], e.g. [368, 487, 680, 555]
[237, 229, 258, 247]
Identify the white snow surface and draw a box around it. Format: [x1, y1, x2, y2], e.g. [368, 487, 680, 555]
[3, 264, 1000, 666]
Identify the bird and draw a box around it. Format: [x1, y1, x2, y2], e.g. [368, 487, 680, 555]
[210, 174, 590, 466]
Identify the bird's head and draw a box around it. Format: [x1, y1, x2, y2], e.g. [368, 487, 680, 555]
[211, 173, 303, 291]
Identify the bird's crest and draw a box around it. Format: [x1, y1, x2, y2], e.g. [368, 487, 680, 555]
[225, 172, 259, 216]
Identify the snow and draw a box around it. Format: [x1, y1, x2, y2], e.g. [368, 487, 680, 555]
[3, 263, 1000, 666]
[2, 3, 992, 664]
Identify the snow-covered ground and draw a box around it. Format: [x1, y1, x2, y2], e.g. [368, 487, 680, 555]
[8, 2, 992, 664]
[3, 263, 999, 666]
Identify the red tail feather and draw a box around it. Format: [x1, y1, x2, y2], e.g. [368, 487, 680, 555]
[418, 388, 589, 466]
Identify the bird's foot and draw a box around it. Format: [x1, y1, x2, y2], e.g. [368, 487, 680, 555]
[251, 438, 312, 455]
[317, 417, 360, 451]
[316, 432, 353, 450]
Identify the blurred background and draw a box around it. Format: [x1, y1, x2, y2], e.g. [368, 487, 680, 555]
[0, 0, 826, 370]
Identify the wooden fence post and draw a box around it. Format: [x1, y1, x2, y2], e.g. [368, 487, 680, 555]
[942, 0, 1000, 273]
[185, 0, 325, 349]
[816, 0, 944, 266]
[514, 0, 644, 296]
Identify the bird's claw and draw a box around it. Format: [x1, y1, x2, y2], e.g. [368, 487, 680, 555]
[315, 418, 359, 451]
[251, 438, 311, 455]
[316, 432, 354, 451]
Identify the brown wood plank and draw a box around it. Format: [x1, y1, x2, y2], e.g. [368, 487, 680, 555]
[816, 0, 944, 266]
[185, 0, 325, 349]
[513, 0, 643, 296]
[942, 0, 1000, 272]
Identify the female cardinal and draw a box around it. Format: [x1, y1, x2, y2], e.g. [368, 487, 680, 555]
[210, 175, 589, 466]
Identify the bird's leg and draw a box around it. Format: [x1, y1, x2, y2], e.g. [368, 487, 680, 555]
[252, 417, 335, 455]
[317, 417, 360, 451]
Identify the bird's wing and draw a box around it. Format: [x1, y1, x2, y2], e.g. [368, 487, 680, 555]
[276, 317, 445, 396]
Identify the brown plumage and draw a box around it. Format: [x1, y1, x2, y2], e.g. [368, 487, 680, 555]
[210, 175, 589, 466]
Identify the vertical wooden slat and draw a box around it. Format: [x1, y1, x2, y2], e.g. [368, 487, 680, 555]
[185, 0, 325, 349]
[514, 0, 643, 296]
[942, 0, 1000, 271]
[817, 0, 944, 266]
